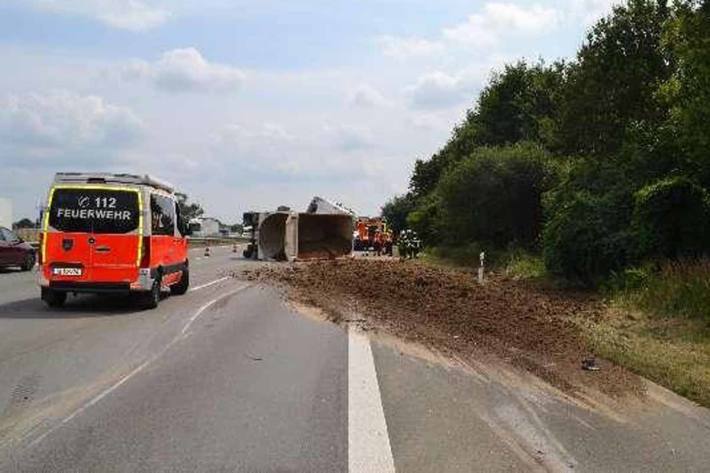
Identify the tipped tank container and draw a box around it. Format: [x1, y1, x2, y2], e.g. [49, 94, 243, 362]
[254, 197, 354, 261]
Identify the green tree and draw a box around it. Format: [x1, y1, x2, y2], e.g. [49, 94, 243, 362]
[543, 190, 635, 284]
[175, 192, 205, 221]
[474, 61, 566, 150]
[436, 143, 558, 248]
[558, 0, 672, 156]
[409, 61, 566, 200]
[542, 159, 637, 283]
[660, 0, 710, 188]
[632, 176, 710, 259]
[381, 193, 416, 234]
[13, 218, 35, 229]
[407, 192, 442, 246]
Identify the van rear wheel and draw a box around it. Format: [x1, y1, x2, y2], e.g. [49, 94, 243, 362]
[141, 279, 161, 310]
[171, 266, 189, 295]
[42, 288, 67, 308]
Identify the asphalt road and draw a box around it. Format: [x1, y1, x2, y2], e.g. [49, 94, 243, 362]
[1, 246, 709, 472]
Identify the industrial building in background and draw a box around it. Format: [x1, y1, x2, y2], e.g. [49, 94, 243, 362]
[188, 217, 222, 237]
[0, 198, 12, 229]
[243, 196, 354, 261]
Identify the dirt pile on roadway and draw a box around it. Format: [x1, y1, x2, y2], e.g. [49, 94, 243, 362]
[243, 259, 643, 399]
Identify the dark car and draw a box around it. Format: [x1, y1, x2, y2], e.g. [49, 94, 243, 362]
[0, 226, 36, 271]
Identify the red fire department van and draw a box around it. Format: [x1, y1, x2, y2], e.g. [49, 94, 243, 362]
[39, 172, 190, 309]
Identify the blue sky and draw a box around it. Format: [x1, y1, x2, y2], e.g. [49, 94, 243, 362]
[0, 0, 621, 222]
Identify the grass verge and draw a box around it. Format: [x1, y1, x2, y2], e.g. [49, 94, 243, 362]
[579, 307, 710, 407]
[420, 249, 710, 406]
[581, 259, 710, 407]
[421, 245, 546, 277]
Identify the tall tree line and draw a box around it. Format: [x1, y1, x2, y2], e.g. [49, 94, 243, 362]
[382, 0, 710, 284]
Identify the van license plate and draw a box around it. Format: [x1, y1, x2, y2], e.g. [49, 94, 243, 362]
[53, 267, 82, 276]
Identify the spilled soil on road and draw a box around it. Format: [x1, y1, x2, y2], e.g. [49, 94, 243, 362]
[238, 259, 644, 400]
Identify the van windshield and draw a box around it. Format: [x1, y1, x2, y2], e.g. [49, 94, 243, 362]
[48, 188, 139, 234]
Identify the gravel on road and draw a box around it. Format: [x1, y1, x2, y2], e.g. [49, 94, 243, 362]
[238, 259, 644, 400]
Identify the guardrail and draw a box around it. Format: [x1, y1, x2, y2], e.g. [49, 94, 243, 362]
[187, 236, 249, 247]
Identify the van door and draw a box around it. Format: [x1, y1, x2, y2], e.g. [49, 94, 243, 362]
[149, 193, 177, 276]
[174, 200, 188, 264]
[45, 187, 141, 282]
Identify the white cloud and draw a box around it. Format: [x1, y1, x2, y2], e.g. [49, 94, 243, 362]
[213, 121, 380, 179]
[28, 0, 170, 31]
[405, 71, 478, 110]
[124, 48, 245, 93]
[324, 124, 374, 151]
[378, 0, 572, 58]
[0, 91, 144, 160]
[348, 84, 390, 108]
[214, 123, 306, 175]
[218, 123, 294, 145]
[567, 0, 624, 26]
[406, 113, 449, 131]
[443, 3, 562, 47]
[377, 35, 444, 59]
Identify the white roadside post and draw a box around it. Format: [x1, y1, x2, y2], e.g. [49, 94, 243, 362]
[478, 251, 485, 284]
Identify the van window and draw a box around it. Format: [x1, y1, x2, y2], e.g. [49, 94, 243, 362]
[150, 194, 175, 236]
[48, 188, 139, 234]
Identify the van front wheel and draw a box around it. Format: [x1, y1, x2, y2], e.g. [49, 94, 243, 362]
[141, 279, 161, 310]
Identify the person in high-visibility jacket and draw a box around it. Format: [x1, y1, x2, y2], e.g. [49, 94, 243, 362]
[384, 231, 394, 256]
[397, 230, 409, 260]
[373, 230, 383, 256]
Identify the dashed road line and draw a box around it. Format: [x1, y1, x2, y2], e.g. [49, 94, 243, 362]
[189, 276, 231, 292]
[181, 284, 249, 336]
[348, 330, 396, 473]
[26, 283, 251, 449]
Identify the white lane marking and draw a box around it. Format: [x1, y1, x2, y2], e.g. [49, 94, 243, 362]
[28, 336, 179, 448]
[348, 330, 396, 473]
[189, 276, 231, 292]
[27, 284, 251, 449]
[181, 284, 249, 336]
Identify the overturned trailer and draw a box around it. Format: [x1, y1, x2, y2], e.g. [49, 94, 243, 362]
[243, 197, 355, 261]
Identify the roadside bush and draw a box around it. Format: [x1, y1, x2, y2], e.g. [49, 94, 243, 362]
[542, 157, 640, 285]
[632, 176, 710, 259]
[426, 242, 486, 267]
[634, 260, 710, 321]
[406, 192, 442, 246]
[504, 250, 546, 280]
[381, 193, 416, 235]
[603, 266, 652, 293]
[543, 190, 635, 285]
[435, 143, 558, 248]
